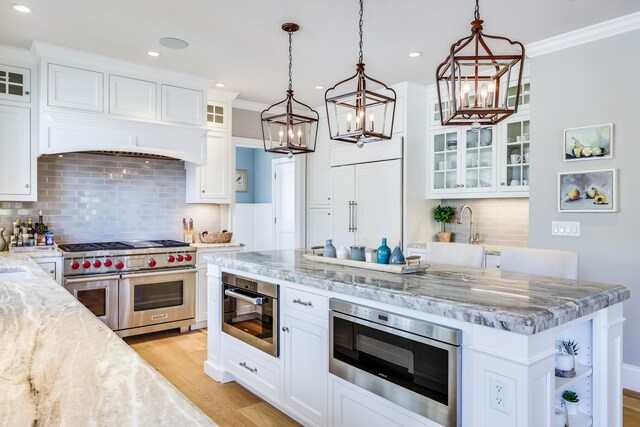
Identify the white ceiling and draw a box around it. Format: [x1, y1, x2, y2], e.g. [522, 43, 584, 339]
[1, 0, 639, 107]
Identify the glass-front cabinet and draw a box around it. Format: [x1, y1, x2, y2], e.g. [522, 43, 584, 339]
[500, 118, 530, 192]
[430, 127, 496, 195]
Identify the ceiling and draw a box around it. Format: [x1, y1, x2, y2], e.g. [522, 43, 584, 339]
[1, 0, 639, 107]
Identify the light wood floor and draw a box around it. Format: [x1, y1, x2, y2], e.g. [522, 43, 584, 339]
[126, 329, 640, 427]
[125, 329, 300, 427]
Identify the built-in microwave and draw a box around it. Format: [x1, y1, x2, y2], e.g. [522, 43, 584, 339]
[329, 299, 462, 427]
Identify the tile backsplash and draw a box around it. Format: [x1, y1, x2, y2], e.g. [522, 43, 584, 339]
[0, 153, 221, 244]
[440, 198, 529, 247]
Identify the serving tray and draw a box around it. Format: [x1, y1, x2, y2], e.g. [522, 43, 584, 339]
[303, 253, 429, 275]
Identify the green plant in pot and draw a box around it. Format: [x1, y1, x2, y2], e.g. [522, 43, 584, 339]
[561, 390, 580, 415]
[434, 205, 455, 242]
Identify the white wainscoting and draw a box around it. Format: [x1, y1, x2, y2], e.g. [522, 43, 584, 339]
[235, 203, 273, 252]
[623, 363, 640, 392]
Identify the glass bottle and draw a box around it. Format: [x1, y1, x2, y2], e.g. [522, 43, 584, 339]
[389, 242, 406, 265]
[323, 239, 337, 258]
[377, 238, 391, 264]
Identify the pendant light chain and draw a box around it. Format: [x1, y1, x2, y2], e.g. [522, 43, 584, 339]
[358, 0, 364, 63]
[288, 30, 293, 91]
[474, 0, 480, 20]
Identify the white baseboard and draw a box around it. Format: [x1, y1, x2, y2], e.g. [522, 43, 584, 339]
[623, 363, 640, 392]
[203, 360, 234, 383]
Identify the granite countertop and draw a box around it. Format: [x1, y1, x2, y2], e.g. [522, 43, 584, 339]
[407, 242, 502, 255]
[206, 250, 629, 335]
[7, 246, 62, 258]
[0, 253, 214, 426]
[191, 242, 245, 249]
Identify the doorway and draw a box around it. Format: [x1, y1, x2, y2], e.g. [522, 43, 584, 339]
[273, 158, 296, 250]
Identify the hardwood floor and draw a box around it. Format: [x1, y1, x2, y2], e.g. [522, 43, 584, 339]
[126, 329, 640, 427]
[124, 329, 300, 427]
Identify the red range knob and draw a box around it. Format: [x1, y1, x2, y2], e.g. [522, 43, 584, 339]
[93, 260, 102, 268]
[104, 259, 113, 267]
[71, 261, 80, 270]
[185, 254, 193, 261]
[168, 255, 175, 263]
[148, 258, 157, 267]
[177, 254, 184, 262]
[116, 261, 125, 270]
[82, 260, 91, 269]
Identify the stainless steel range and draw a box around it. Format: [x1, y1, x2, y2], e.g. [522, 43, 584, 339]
[59, 240, 196, 337]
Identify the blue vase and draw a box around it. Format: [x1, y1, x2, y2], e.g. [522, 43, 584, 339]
[323, 239, 337, 258]
[377, 238, 391, 264]
[389, 243, 406, 265]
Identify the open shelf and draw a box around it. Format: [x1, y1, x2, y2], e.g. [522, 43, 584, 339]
[568, 412, 592, 427]
[555, 363, 592, 391]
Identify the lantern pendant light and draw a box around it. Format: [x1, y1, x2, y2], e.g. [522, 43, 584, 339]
[262, 23, 319, 158]
[435, 0, 525, 130]
[324, 0, 396, 148]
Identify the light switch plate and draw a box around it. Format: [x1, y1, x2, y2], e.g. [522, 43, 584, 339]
[552, 221, 580, 237]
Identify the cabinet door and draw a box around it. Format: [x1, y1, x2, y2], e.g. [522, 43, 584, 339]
[283, 313, 328, 426]
[200, 132, 230, 202]
[500, 117, 530, 193]
[109, 75, 157, 120]
[194, 267, 208, 326]
[462, 127, 496, 192]
[0, 105, 31, 197]
[161, 84, 204, 125]
[307, 208, 332, 248]
[355, 160, 402, 249]
[206, 101, 228, 129]
[307, 117, 332, 206]
[331, 165, 356, 249]
[430, 129, 461, 196]
[48, 64, 104, 112]
[0, 64, 30, 103]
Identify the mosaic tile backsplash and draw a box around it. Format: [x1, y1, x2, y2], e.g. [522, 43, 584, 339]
[0, 153, 221, 244]
[440, 198, 529, 247]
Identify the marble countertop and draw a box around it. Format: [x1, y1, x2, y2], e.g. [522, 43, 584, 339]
[191, 242, 245, 249]
[0, 253, 214, 426]
[206, 250, 629, 335]
[407, 243, 502, 255]
[7, 246, 62, 258]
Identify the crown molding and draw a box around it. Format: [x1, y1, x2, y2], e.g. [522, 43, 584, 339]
[232, 98, 271, 112]
[526, 11, 640, 57]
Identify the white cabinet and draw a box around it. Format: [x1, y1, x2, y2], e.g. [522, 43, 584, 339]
[0, 64, 30, 103]
[331, 159, 402, 249]
[0, 105, 32, 200]
[48, 64, 104, 112]
[109, 75, 157, 120]
[499, 116, 530, 194]
[32, 256, 62, 284]
[484, 253, 500, 269]
[161, 84, 204, 126]
[206, 101, 228, 130]
[186, 132, 231, 203]
[307, 117, 332, 207]
[307, 208, 332, 248]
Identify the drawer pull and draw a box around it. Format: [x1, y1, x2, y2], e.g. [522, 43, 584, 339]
[49, 270, 55, 274]
[282, 326, 290, 332]
[239, 361, 257, 373]
[293, 298, 313, 307]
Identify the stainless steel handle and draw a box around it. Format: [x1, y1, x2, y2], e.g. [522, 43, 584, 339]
[293, 298, 313, 307]
[348, 201, 353, 232]
[64, 274, 120, 283]
[352, 201, 357, 231]
[500, 182, 506, 186]
[225, 289, 267, 305]
[120, 267, 196, 279]
[239, 362, 257, 373]
[49, 270, 55, 274]
[282, 326, 290, 332]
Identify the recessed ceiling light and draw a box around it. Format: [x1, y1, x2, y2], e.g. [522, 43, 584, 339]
[13, 4, 31, 13]
[408, 51, 422, 58]
[215, 83, 225, 88]
[315, 85, 325, 90]
[159, 37, 189, 49]
[57, 154, 64, 158]
[147, 51, 160, 57]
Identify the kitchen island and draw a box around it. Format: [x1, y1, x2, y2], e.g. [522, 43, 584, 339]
[205, 249, 629, 427]
[0, 253, 214, 426]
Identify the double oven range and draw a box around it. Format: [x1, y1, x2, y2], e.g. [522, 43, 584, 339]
[60, 240, 196, 337]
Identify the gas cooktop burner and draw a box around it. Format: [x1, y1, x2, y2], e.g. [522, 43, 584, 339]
[59, 240, 189, 252]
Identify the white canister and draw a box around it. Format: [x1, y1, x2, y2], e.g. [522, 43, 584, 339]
[337, 246, 350, 259]
[365, 248, 378, 263]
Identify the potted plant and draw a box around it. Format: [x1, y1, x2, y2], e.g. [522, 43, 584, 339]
[555, 340, 579, 378]
[434, 205, 455, 242]
[561, 390, 579, 415]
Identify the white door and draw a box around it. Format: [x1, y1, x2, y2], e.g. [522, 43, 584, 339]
[273, 158, 296, 250]
[355, 159, 402, 249]
[331, 165, 356, 249]
[0, 105, 31, 196]
[307, 208, 332, 248]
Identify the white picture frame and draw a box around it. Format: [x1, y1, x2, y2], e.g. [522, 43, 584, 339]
[558, 169, 617, 212]
[563, 123, 613, 161]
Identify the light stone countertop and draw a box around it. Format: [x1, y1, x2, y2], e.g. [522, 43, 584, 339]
[7, 246, 62, 258]
[407, 242, 502, 255]
[206, 249, 629, 335]
[191, 242, 245, 249]
[0, 253, 215, 426]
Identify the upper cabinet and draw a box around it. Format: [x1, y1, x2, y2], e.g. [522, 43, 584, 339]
[109, 75, 157, 120]
[48, 64, 103, 112]
[206, 101, 228, 130]
[0, 64, 31, 103]
[161, 84, 204, 126]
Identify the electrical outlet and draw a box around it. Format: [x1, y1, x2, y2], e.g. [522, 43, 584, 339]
[489, 374, 511, 414]
[552, 221, 580, 237]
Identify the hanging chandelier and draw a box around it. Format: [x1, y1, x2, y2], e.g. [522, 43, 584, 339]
[324, 0, 396, 148]
[435, 0, 525, 130]
[261, 23, 319, 158]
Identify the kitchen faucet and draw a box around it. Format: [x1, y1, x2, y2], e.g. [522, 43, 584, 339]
[457, 204, 480, 245]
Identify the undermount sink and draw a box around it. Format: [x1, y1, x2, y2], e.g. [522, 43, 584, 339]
[0, 268, 33, 281]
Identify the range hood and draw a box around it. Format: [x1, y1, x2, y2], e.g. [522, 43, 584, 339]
[39, 111, 207, 165]
[79, 150, 179, 160]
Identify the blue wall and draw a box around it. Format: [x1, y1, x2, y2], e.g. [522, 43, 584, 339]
[235, 147, 284, 204]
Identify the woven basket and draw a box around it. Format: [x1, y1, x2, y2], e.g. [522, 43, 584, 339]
[200, 231, 233, 244]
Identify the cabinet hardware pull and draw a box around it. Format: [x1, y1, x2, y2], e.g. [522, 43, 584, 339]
[293, 298, 312, 307]
[239, 362, 257, 373]
[25, 184, 30, 188]
[202, 190, 205, 193]
[352, 201, 357, 231]
[282, 326, 290, 332]
[49, 270, 55, 274]
[348, 201, 353, 232]
[500, 182, 505, 186]
[25, 91, 30, 95]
